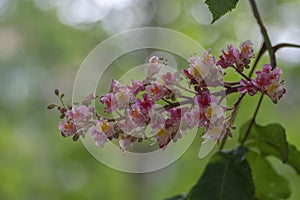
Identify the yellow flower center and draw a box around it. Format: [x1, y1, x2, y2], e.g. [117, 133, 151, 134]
[242, 45, 250, 53]
[101, 121, 110, 132]
[205, 106, 213, 119]
[64, 123, 73, 130]
[157, 128, 168, 137]
[268, 83, 277, 93]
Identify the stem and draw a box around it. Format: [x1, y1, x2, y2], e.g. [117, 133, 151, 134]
[249, 42, 266, 78]
[59, 97, 65, 107]
[249, 0, 276, 69]
[234, 67, 252, 81]
[248, 42, 300, 78]
[230, 93, 246, 122]
[241, 94, 264, 145]
[219, 93, 246, 150]
[176, 83, 197, 95]
[224, 81, 241, 88]
[273, 43, 300, 53]
[161, 98, 172, 104]
[212, 85, 242, 97]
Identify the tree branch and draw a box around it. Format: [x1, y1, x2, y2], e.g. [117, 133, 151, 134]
[273, 43, 300, 53]
[249, 42, 266, 78]
[249, 0, 276, 69]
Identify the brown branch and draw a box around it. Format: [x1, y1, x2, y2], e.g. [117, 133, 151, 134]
[249, 42, 266, 78]
[249, 0, 276, 69]
[273, 43, 300, 53]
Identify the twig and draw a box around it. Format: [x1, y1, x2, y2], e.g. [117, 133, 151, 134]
[273, 43, 300, 53]
[241, 94, 264, 145]
[233, 66, 252, 81]
[219, 93, 246, 150]
[249, 0, 276, 69]
[249, 42, 266, 78]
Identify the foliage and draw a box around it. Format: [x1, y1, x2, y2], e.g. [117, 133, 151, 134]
[205, 0, 240, 23]
[188, 147, 254, 200]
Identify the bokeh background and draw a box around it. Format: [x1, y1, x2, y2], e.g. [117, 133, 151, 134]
[1, 0, 300, 199]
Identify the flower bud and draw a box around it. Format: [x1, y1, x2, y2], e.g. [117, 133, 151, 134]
[54, 89, 59, 96]
[47, 104, 56, 110]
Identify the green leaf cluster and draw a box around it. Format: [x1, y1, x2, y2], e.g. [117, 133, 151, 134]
[166, 121, 300, 200]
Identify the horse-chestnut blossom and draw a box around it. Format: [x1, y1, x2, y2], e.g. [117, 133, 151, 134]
[147, 56, 162, 77]
[252, 64, 286, 103]
[66, 105, 89, 123]
[217, 40, 254, 71]
[58, 120, 76, 137]
[49, 40, 286, 151]
[239, 64, 286, 103]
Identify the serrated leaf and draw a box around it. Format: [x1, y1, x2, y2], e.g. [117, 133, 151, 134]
[205, 0, 240, 23]
[288, 144, 300, 174]
[239, 121, 289, 163]
[188, 147, 254, 200]
[247, 151, 291, 200]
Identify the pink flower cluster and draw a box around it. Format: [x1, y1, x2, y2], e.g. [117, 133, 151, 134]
[239, 64, 286, 103]
[183, 50, 223, 86]
[58, 93, 97, 141]
[49, 40, 286, 151]
[217, 40, 254, 71]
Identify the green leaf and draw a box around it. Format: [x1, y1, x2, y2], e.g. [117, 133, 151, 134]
[288, 144, 300, 174]
[247, 151, 291, 200]
[188, 147, 254, 200]
[205, 0, 240, 23]
[239, 121, 289, 163]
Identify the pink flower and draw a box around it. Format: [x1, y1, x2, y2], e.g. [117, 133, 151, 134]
[184, 108, 207, 128]
[182, 69, 198, 85]
[119, 135, 134, 150]
[92, 128, 107, 148]
[115, 88, 131, 109]
[117, 118, 136, 134]
[205, 102, 224, 121]
[66, 105, 89, 123]
[95, 119, 114, 137]
[149, 109, 166, 132]
[58, 120, 77, 137]
[136, 94, 154, 114]
[129, 80, 144, 96]
[100, 93, 118, 113]
[147, 56, 161, 77]
[168, 107, 188, 124]
[265, 82, 286, 104]
[253, 64, 273, 86]
[155, 128, 171, 149]
[194, 88, 211, 108]
[239, 79, 258, 96]
[239, 40, 254, 63]
[110, 79, 121, 93]
[128, 104, 149, 126]
[217, 45, 240, 69]
[252, 64, 286, 103]
[270, 67, 282, 81]
[145, 82, 165, 101]
[202, 118, 225, 142]
[161, 72, 178, 85]
[201, 49, 216, 67]
[187, 52, 212, 82]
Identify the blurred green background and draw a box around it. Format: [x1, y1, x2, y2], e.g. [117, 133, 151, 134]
[1, 0, 300, 199]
